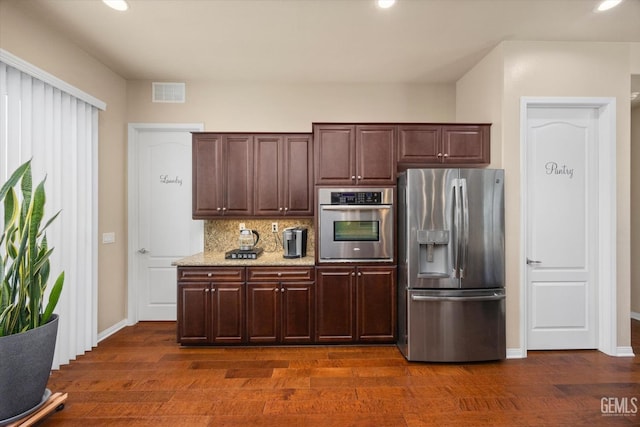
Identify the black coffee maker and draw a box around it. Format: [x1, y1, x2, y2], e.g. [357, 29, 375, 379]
[282, 227, 307, 258]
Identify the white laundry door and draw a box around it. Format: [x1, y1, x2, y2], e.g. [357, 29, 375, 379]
[131, 124, 203, 321]
[525, 107, 598, 350]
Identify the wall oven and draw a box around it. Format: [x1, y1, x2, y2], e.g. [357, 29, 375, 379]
[317, 187, 394, 263]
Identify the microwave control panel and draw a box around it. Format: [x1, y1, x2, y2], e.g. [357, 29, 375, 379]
[330, 191, 382, 205]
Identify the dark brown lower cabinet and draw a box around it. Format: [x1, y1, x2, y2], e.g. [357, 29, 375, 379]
[246, 267, 315, 344]
[316, 265, 397, 343]
[177, 267, 245, 345]
[177, 265, 394, 346]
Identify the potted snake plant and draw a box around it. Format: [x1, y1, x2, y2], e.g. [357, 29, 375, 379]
[0, 160, 64, 424]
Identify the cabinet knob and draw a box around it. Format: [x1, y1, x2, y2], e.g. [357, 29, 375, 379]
[351, 272, 355, 276]
[437, 153, 443, 158]
[222, 207, 227, 211]
[207, 273, 212, 277]
[204, 288, 209, 293]
[443, 153, 449, 158]
[211, 288, 216, 292]
[357, 175, 362, 180]
[281, 288, 285, 293]
[216, 207, 222, 211]
[351, 175, 356, 180]
[358, 272, 362, 276]
[284, 207, 288, 211]
[279, 207, 283, 211]
[277, 272, 282, 277]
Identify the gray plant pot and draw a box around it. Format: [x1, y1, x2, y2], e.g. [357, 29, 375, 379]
[0, 314, 59, 424]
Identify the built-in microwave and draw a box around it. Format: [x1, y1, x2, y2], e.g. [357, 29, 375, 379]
[317, 187, 394, 263]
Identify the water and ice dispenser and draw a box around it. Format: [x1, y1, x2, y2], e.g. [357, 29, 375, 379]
[416, 229, 450, 277]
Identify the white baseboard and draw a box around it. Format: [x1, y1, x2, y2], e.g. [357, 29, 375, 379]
[631, 311, 640, 321]
[506, 348, 525, 359]
[97, 319, 129, 343]
[615, 346, 635, 357]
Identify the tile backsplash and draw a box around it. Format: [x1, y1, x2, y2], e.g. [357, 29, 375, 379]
[204, 219, 314, 254]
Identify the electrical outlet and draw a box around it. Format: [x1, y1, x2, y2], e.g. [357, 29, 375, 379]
[239, 223, 246, 231]
[271, 222, 278, 233]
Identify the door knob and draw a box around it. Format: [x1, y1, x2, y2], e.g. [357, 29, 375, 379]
[138, 248, 149, 254]
[526, 257, 542, 265]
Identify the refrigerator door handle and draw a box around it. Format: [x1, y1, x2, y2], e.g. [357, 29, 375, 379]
[410, 294, 505, 302]
[451, 179, 461, 278]
[460, 178, 469, 278]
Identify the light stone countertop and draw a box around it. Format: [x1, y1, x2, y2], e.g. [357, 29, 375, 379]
[172, 251, 315, 267]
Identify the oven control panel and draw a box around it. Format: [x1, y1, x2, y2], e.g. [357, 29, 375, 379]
[330, 191, 382, 205]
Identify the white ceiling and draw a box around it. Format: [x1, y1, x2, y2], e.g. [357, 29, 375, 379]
[10, 0, 640, 100]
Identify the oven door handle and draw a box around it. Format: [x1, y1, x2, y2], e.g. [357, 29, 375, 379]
[320, 205, 392, 211]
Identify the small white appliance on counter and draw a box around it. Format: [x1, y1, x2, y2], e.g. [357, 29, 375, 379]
[283, 227, 307, 258]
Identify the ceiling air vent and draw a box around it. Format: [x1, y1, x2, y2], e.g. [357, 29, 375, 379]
[152, 82, 186, 103]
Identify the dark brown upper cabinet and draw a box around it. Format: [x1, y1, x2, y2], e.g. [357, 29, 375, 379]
[254, 134, 313, 217]
[313, 124, 396, 186]
[397, 124, 490, 169]
[192, 133, 253, 218]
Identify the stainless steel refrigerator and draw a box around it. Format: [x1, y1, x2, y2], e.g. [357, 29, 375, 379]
[397, 169, 505, 362]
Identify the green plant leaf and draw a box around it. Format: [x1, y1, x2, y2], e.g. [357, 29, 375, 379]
[0, 160, 30, 201]
[42, 271, 64, 323]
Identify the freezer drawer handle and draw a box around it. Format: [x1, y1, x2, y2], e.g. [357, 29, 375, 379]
[526, 258, 542, 265]
[410, 294, 505, 302]
[320, 205, 392, 211]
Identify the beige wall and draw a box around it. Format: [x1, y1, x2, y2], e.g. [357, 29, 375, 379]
[0, 2, 128, 333]
[126, 80, 456, 130]
[457, 40, 634, 350]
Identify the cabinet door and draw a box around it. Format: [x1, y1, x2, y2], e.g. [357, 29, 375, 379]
[441, 125, 490, 165]
[192, 135, 224, 218]
[177, 282, 210, 344]
[397, 125, 442, 167]
[253, 135, 282, 216]
[357, 266, 397, 342]
[315, 267, 355, 342]
[356, 125, 396, 185]
[246, 283, 279, 343]
[283, 135, 313, 216]
[281, 282, 314, 343]
[223, 135, 254, 216]
[314, 125, 355, 185]
[212, 283, 245, 344]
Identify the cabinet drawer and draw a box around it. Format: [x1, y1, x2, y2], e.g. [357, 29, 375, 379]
[247, 267, 315, 282]
[178, 267, 245, 282]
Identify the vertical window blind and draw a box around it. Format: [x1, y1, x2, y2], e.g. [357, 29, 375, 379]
[0, 50, 105, 368]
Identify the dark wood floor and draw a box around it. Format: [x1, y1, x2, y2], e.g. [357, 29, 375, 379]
[39, 321, 640, 426]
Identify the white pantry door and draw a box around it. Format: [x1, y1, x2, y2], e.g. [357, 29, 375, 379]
[129, 124, 203, 321]
[525, 107, 598, 350]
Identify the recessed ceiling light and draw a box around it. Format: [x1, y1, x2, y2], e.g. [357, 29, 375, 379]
[596, 0, 622, 12]
[377, 0, 396, 9]
[102, 0, 129, 12]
